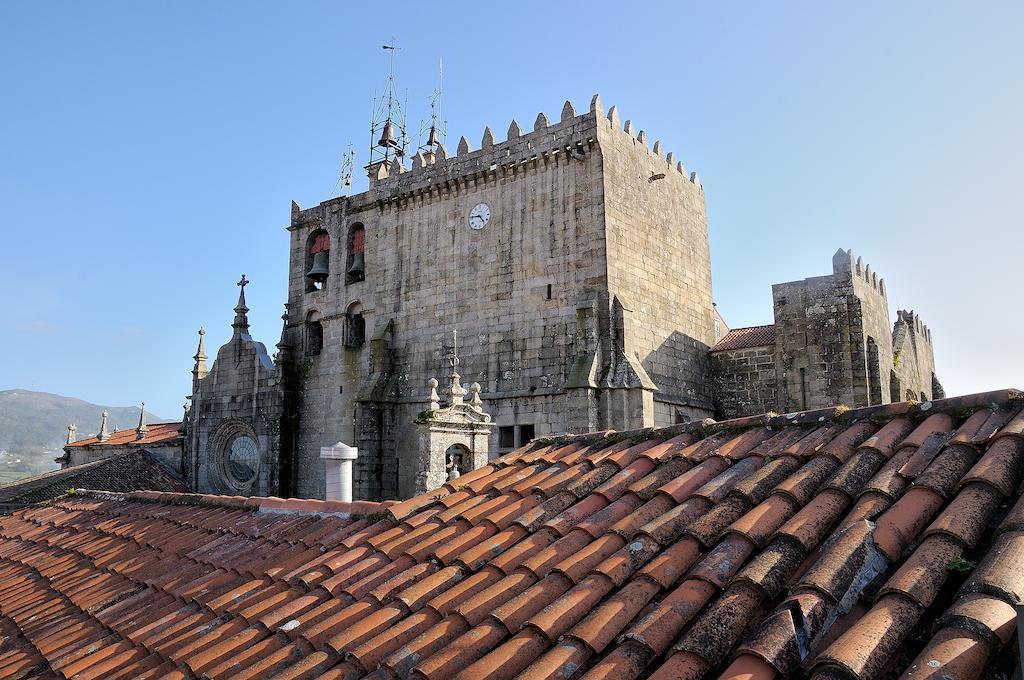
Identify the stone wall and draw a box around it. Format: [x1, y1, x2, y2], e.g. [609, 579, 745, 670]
[710, 345, 778, 418]
[284, 97, 717, 500]
[598, 109, 716, 422]
[286, 102, 614, 499]
[891, 309, 939, 401]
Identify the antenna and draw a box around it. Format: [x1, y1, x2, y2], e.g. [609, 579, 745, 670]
[367, 37, 408, 174]
[419, 58, 446, 156]
[337, 143, 355, 193]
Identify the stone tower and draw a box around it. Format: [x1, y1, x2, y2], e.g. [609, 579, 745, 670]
[711, 248, 942, 418]
[282, 96, 716, 500]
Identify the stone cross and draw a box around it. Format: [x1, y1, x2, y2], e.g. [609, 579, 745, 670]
[237, 274, 249, 291]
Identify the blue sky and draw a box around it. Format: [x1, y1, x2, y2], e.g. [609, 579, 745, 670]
[1, 1, 1021, 419]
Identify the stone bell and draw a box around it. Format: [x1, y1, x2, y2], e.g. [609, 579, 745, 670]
[306, 251, 330, 282]
[347, 252, 365, 278]
[377, 119, 401, 153]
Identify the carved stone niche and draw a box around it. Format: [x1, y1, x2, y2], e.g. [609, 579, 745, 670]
[413, 380, 495, 495]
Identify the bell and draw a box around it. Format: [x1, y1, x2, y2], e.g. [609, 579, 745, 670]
[377, 120, 398, 150]
[426, 124, 440, 148]
[306, 251, 330, 282]
[347, 252, 365, 278]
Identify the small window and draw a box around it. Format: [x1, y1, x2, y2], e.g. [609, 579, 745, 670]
[546, 284, 552, 300]
[499, 426, 515, 449]
[518, 424, 535, 444]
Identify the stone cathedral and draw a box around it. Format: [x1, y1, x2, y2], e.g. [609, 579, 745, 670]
[183, 96, 942, 501]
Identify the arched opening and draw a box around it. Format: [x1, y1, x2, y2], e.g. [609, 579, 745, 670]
[344, 301, 365, 350]
[346, 223, 365, 284]
[305, 311, 323, 357]
[905, 389, 917, 401]
[444, 443, 471, 481]
[305, 229, 331, 292]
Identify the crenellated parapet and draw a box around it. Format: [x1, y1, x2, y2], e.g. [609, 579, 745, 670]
[831, 248, 887, 299]
[896, 309, 933, 345]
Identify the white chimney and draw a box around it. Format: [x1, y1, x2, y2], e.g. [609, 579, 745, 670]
[320, 442, 358, 502]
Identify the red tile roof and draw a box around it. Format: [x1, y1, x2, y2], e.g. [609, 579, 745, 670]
[0, 449, 186, 511]
[1, 389, 1023, 679]
[711, 324, 776, 352]
[65, 421, 182, 448]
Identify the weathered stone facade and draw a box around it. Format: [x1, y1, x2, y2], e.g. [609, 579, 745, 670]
[182, 281, 288, 496]
[711, 249, 942, 418]
[278, 96, 715, 500]
[180, 96, 942, 501]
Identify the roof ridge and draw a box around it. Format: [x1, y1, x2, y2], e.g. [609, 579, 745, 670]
[529, 388, 1021, 451]
[69, 488, 392, 518]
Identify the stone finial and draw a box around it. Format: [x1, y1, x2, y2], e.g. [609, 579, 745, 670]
[607, 105, 620, 128]
[534, 112, 549, 131]
[290, 200, 300, 226]
[390, 157, 403, 175]
[435, 144, 448, 161]
[233, 275, 250, 333]
[652, 141, 663, 158]
[413, 151, 426, 169]
[689, 171, 701, 186]
[856, 256, 863, 275]
[676, 161, 685, 175]
[637, 130, 648, 147]
[665, 152, 675, 166]
[623, 120, 634, 135]
[97, 411, 110, 443]
[457, 136, 471, 155]
[560, 100, 576, 122]
[481, 127, 495, 149]
[507, 120, 521, 140]
[447, 330, 467, 406]
[590, 94, 603, 117]
[192, 327, 208, 387]
[135, 402, 149, 440]
[66, 423, 77, 445]
[428, 377, 440, 410]
[469, 382, 482, 408]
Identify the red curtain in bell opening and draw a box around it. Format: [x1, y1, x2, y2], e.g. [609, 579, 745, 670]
[351, 228, 365, 254]
[310, 233, 331, 254]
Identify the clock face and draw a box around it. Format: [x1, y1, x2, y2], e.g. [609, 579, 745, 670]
[468, 203, 490, 230]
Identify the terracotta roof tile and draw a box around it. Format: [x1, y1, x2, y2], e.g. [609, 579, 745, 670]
[64, 421, 182, 448]
[2, 390, 1023, 680]
[710, 324, 776, 351]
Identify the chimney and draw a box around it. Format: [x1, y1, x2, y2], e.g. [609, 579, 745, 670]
[320, 442, 358, 502]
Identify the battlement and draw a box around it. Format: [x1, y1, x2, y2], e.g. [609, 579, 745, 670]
[896, 309, 933, 344]
[358, 95, 700, 194]
[831, 248, 887, 299]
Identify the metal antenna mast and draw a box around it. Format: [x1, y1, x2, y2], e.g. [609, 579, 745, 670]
[419, 58, 446, 155]
[367, 37, 407, 173]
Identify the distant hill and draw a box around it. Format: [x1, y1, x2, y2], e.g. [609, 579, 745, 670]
[0, 390, 170, 481]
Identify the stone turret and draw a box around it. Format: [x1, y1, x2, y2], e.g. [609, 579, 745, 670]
[66, 423, 77, 445]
